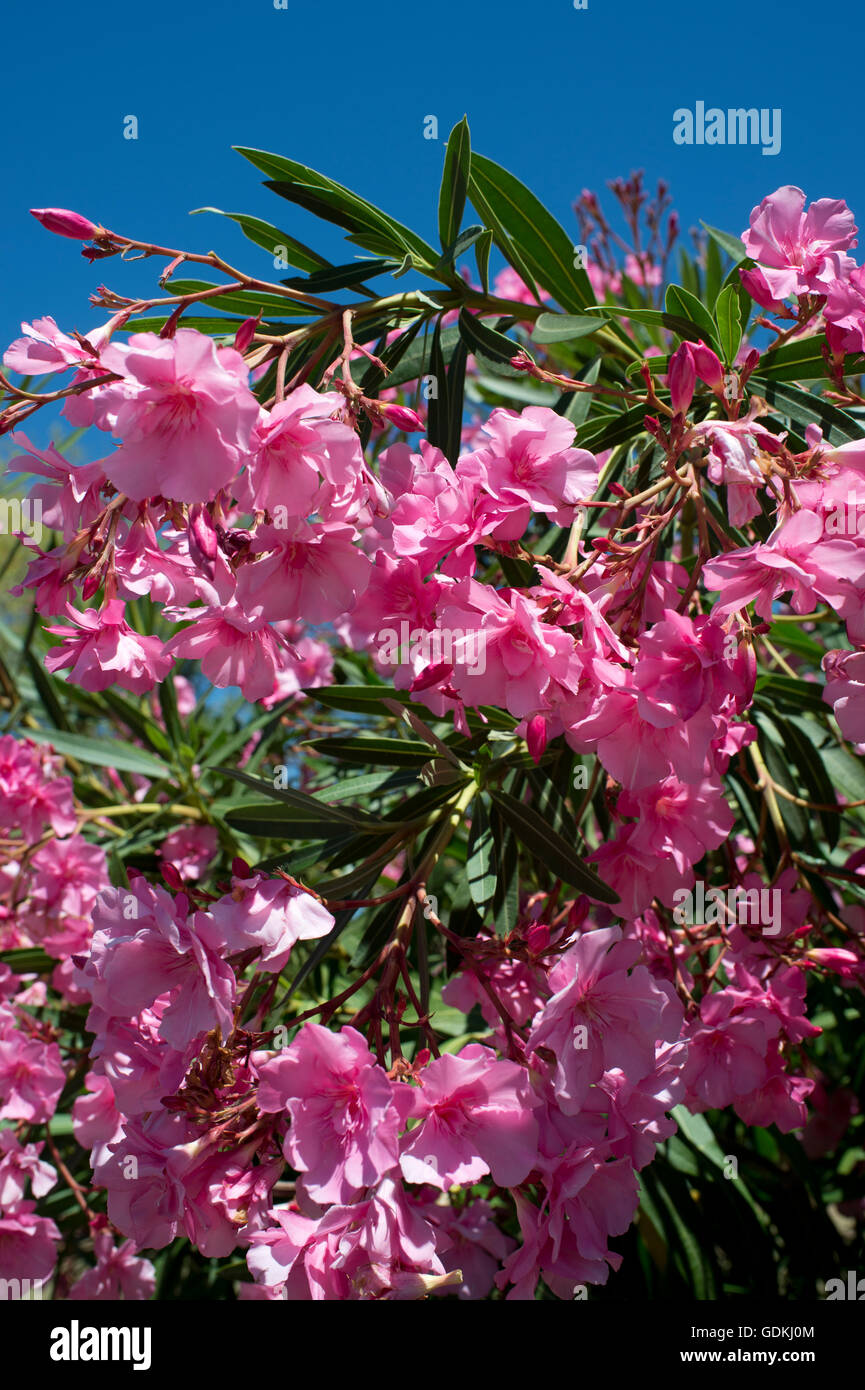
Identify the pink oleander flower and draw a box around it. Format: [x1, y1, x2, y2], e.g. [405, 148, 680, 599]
[66, 1228, 156, 1300]
[260, 634, 334, 706]
[3, 316, 101, 376]
[693, 418, 785, 527]
[0, 1028, 66, 1123]
[72, 1072, 123, 1168]
[82, 880, 236, 1050]
[422, 1195, 516, 1300]
[0, 1202, 61, 1282]
[441, 944, 548, 1029]
[527, 926, 683, 1112]
[163, 602, 287, 703]
[26, 835, 109, 930]
[741, 186, 858, 303]
[497, 1153, 639, 1299]
[93, 328, 260, 503]
[385, 440, 493, 581]
[247, 1179, 455, 1301]
[44, 600, 173, 695]
[801, 1081, 859, 1159]
[6, 435, 107, 540]
[237, 520, 371, 624]
[0, 736, 77, 840]
[681, 988, 778, 1111]
[437, 579, 576, 715]
[93, 1110, 188, 1251]
[732, 1055, 814, 1133]
[304, 1177, 456, 1301]
[823, 648, 865, 743]
[236, 384, 363, 515]
[460, 406, 599, 525]
[158, 826, 220, 883]
[84, 1007, 187, 1119]
[209, 872, 334, 973]
[634, 609, 755, 727]
[702, 509, 865, 625]
[0, 1131, 57, 1205]
[825, 263, 865, 355]
[256, 1024, 409, 1204]
[588, 824, 695, 918]
[617, 775, 735, 872]
[399, 1044, 540, 1190]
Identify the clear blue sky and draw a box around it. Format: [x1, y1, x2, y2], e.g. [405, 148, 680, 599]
[1, 0, 862, 374]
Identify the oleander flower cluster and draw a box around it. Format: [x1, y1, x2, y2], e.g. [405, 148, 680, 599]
[1, 176, 864, 1300]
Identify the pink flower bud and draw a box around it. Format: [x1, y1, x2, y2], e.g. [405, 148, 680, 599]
[234, 315, 260, 354]
[525, 922, 551, 954]
[525, 713, 548, 764]
[691, 340, 724, 392]
[187, 505, 219, 568]
[738, 266, 787, 314]
[668, 342, 696, 415]
[380, 402, 424, 433]
[30, 208, 99, 240]
[806, 948, 862, 980]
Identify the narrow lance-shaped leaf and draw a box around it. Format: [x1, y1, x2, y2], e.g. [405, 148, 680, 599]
[489, 787, 619, 903]
[714, 283, 743, 366]
[469, 151, 595, 313]
[438, 117, 471, 252]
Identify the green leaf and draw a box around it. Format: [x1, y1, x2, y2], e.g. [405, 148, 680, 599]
[714, 283, 743, 366]
[24, 728, 171, 779]
[433, 225, 486, 277]
[306, 684, 411, 716]
[753, 673, 830, 714]
[0, 946, 55, 973]
[350, 898, 403, 970]
[776, 714, 840, 848]
[282, 257, 400, 293]
[489, 803, 520, 932]
[222, 802, 349, 840]
[438, 117, 471, 252]
[157, 671, 185, 754]
[189, 208, 329, 274]
[587, 303, 703, 341]
[23, 651, 70, 731]
[755, 716, 809, 842]
[558, 355, 601, 427]
[160, 279, 318, 319]
[426, 316, 451, 458]
[474, 228, 493, 294]
[488, 788, 619, 903]
[302, 735, 433, 767]
[576, 402, 650, 454]
[750, 379, 863, 444]
[382, 324, 461, 391]
[701, 221, 748, 265]
[664, 284, 720, 349]
[819, 744, 865, 803]
[469, 152, 592, 312]
[457, 309, 520, 370]
[466, 796, 497, 910]
[444, 334, 470, 465]
[531, 312, 605, 344]
[704, 235, 723, 309]
[213, 766, 379, 828]
[672, 1106, 768, 1221]
[235, 146, 438, 268]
